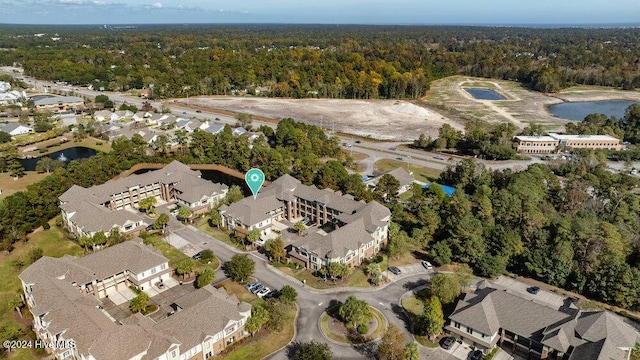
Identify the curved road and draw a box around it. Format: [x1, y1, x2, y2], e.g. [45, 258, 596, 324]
[180, 225, 434, 359]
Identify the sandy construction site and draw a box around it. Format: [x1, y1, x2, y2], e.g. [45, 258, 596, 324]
[185, 97, 462, 141]
[183, 76, 640, 141]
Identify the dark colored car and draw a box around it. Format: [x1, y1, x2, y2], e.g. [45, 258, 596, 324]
[388, 266, 401, 275]
[196, 110, 202, 113]
[441, 336, 455, 350]
[527, 286, 541, 295]
[192, 252, 203, 260]
[355, 140, 361, 144]
[469, 350, 483, 360]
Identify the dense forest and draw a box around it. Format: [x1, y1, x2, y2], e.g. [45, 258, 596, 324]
[390, 158, 640, 312]
[1, 25, 640, 98]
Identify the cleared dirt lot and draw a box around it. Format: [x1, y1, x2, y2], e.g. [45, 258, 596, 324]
[183, 97, 462, 141]
[183, 76, 640, 140]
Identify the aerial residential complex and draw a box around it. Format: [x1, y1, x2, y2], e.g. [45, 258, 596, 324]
[446, 282, 640, 360]
[59, 161, 228, 237]
[514, 133, 622, 153]
[34, 96, 85, 113]
[19, 239, 251, 360]
[219, 174, 391, 270]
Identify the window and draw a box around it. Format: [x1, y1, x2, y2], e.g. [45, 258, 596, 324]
[161, 264, 167, 270]
[467, 327, 473, 335]
[454, 322, 461, 329]
[151, 267, 156, 274]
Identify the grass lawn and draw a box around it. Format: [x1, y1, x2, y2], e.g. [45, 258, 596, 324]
[319, 306, 387, 344]
[21, 137, 112, 156]
[218, 304, 297, 360]
[214, 279, 257, 303]
[277, 266, 373, 289]
[143, 234, 219, 274]
[416, 335, 442, 348]
[402, 296, 424, 316]
[343, 149, 369, 161]
[374, 159, 442, 182]
[196, 221, 245, 251]
[0, 171, 49, 201]
[0, 221, 83, 360]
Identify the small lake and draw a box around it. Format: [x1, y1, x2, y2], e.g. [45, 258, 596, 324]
[20, 146, 97, 171]
[464, 87, 506, 100]
[548, 99, 639, 121]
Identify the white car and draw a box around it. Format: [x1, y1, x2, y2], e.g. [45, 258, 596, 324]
[256, 287, 271, 298]
[422, 261, 433, 270]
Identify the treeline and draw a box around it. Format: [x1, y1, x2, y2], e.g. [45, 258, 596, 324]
[2, 25, 640, 98]
[389, 158, 640, 311]
[411, 121, 519, 160]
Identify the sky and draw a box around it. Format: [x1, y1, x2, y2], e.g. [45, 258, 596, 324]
[1, 0, 639, 25]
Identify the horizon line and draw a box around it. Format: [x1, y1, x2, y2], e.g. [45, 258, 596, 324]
[1, 22, 640, 28]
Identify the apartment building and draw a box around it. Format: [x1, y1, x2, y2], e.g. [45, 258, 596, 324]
[446, 282, 640, 359]
[19, 239, 250, 360]
[59, 161, 228, 237]
[219, 174, 391, 269]
[34, 96, 85, 113]
[514, 133, 622, 153]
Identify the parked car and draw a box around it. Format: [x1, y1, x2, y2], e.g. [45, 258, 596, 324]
[434, 155, 445, 160]
[527, 286, 541, 295]
[355, 140, 361, 144]
[343, 142, 352, 147]
[192, 252, 203, 260]
[182, 111, 187, 115]
[263, 290, 281, 300]
[396, 157, 403, 161]
[245, 281, 262, 292]
[422, 261, 433, 270]
[301, 217, 311, 226]
[256, 287, 271, 298]
[469, 350, 484, 360]
[196, 110, 202, 113]
[389, 147, 397, 150]
[251, 284, 265, 294]
[441, 336, 456, 350]
[388, 266, 401, 275]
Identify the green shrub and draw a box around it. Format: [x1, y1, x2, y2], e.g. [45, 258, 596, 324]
[357, 324, 368, 334]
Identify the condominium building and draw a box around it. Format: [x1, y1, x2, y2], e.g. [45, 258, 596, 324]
[19, 239, 251, 360]
[446, 282, 640, 359]
[34, 96, 85, 113]
[59, 161, 228, 237]
[219, 174, 391, 269]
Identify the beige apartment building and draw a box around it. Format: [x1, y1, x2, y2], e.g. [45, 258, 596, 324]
[34, 96, 85, 113]
[219, 174, 391, 270]
[19, 239, 251, 360]
[59, 161, 228, 237]
[514, 133, 622, 154]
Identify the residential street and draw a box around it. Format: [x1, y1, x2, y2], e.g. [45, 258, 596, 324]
[174, 225, 439, 359]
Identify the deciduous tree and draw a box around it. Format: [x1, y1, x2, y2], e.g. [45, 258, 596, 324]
[377, 324, 406, 360]
[225, 254, 255, 283]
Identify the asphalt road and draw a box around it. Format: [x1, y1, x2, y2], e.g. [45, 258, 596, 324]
[174, 225, 436, 359]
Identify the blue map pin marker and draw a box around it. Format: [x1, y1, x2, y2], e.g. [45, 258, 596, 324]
[245, 168, 265, 199]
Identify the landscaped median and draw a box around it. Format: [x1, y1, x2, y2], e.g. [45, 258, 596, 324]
[319, 306, 387, 345]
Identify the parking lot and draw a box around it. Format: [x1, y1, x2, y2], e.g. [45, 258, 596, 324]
[385, 262, 433, 281]
[492, 276, 566, 309]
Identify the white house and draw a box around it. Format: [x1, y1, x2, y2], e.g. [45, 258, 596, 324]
[1, 123, 33, 136]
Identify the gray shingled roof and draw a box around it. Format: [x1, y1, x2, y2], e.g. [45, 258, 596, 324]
[449, 285, 640, 360]
[34, 96, 84, 106]
[157, 286, 251, 351]
[292, 218, 374, 259]
[74, 240, 167, 280]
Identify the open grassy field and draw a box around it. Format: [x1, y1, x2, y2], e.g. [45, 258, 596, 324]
[0, 171, 48, 200]
[0, 221, 83, 359]
[374, 159, 442, 182]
